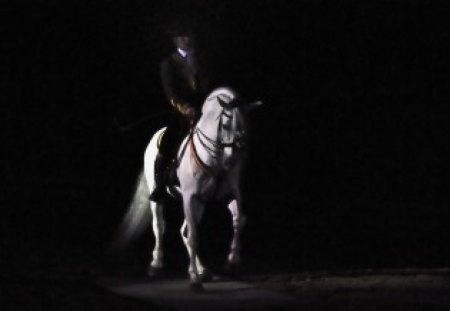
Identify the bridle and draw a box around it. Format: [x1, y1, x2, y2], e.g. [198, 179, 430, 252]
[188, 96, 247, 173]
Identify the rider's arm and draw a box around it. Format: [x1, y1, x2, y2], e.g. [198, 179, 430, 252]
[169, 98, 193, 115]
[160, 59, 193, 113]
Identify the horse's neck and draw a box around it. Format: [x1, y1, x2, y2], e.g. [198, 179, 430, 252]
[196, 114, 220, 141]
[192, 113, 223, 167]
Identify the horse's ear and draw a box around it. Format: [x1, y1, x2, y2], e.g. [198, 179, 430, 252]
[243, 100, 263, 112]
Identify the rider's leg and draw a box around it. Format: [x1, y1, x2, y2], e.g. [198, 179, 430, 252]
[149, 153, 169, 203]
[149, 116, 181, 203]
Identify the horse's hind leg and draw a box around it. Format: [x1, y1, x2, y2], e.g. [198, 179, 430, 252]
[148, 202, 165, 276]
[227, 194, 246, 269]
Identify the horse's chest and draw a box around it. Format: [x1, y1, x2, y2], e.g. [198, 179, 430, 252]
[196, 172, 232, 200]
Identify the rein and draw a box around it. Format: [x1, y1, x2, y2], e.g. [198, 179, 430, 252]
[188, 106, 246, 175]
[189, 132, 215, 175]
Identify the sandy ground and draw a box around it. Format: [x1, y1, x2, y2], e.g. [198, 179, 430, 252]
[245, 269, 450, 310]
[3, 238, 450, 311]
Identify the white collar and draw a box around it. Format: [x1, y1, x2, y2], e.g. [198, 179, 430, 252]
[177, 48, 188, 58]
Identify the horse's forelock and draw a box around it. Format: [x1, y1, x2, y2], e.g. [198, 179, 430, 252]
[204, 87, 237, 113]
[217, 96, 237, 110]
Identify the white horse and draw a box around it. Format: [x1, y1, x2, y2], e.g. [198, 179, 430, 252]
[115, 87, 262, 290]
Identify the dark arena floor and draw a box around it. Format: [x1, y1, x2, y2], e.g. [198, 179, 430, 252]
[3, 235, 450, 310]
[3, 186, 450, 310]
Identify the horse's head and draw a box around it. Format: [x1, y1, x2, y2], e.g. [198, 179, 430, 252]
[199, 87, 262, 151]
[202, 87, 262, 115]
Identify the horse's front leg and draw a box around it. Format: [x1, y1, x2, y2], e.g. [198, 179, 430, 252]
[227, 193, 246, 269]
[148, 202, 165, 276]
[180, 221, 207, 277]
[182, 194, 205, 289]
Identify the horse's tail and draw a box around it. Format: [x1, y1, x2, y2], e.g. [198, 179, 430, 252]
[111, 169, 151, 250]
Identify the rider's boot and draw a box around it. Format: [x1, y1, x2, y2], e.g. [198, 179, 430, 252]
[149, 154, 169, 203]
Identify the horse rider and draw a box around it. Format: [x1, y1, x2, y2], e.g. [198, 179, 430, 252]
[149, 27, 210, 203]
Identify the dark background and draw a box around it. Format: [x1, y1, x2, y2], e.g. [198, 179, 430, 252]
[3, 0, 450, 287]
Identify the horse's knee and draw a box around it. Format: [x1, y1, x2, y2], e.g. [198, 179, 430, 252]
[180, 225, 187, 240]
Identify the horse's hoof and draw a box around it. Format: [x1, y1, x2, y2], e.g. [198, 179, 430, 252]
[147, 266, 163, 278]
[189, 281, 204, 292]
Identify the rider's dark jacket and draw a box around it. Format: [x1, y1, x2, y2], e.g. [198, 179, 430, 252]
[158, 50, 210, 157]
[160, 50, 209, 115]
